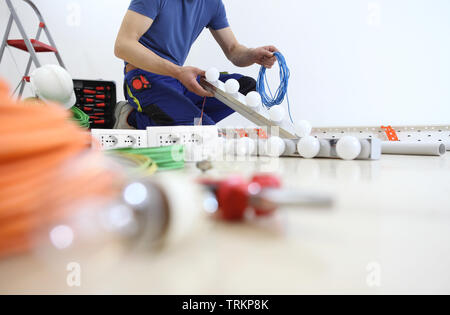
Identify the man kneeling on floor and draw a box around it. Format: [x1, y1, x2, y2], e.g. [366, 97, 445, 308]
[114, 0, 278, 129]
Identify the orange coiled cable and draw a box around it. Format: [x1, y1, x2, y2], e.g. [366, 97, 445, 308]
[0, 80, 120, 258]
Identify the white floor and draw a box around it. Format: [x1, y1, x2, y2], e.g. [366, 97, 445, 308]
[1, 154, 449, 294]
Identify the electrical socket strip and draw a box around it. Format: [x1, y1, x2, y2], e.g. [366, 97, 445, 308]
[91, 129, 148, 149]
[147, 126, 218, 147]
[147, 126, 219, 161]
[311, 125, 450, 151]
[91, 127, 219, 161]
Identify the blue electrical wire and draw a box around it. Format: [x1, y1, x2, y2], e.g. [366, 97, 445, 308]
[256, 51, 294, 123]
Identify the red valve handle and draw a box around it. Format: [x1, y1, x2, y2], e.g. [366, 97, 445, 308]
[251, 174, 282, 216]
[213, 174, 282, 221]
[217, 176, 249, 221]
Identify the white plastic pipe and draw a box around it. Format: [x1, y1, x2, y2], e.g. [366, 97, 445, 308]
[382, 142, 446, 156]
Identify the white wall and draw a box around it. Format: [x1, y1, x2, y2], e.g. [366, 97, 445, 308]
[1, 0, 449, 127]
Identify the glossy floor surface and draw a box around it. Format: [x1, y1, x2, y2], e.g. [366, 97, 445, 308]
[1, 154, 449, 294]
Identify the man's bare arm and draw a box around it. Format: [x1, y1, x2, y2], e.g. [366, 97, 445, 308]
[115, 10, 212, 97]
[210, 27, 278, 69]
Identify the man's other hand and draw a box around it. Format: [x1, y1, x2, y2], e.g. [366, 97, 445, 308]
[175, 66, 214, 97]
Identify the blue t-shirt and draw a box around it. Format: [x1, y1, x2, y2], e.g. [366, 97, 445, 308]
[129, 0, 229, 66]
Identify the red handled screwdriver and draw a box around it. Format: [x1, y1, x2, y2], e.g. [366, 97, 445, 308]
[84, 86, 109, 91]
[83, 107, 104, 112]
[89, 120, 105, 124]
[81, 89, 111, 97]
[89, 115, 105, 120]
[82, 89, 101, 95]
[83, 103, 106, 108]
[82, 96, 107, 102]
[90, 95, 106, 100]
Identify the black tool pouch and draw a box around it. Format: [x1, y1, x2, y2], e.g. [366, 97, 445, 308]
[238, 76, 257, 95]
[142, 104, 175, 126]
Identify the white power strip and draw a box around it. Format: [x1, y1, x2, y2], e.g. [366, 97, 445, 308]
[147, 126, 218, 147]
[312, 125, 450, 150]
[147, 126, 219, 161]
[91, 129, 148, 149]
[91, 126, 219, 161]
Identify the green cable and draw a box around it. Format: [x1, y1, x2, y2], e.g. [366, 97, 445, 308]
[71, 107, 90, 129]
[111, 145, 185, 171]
[106, 152, 158, 175]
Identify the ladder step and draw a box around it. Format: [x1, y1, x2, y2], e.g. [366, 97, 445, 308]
[7, 39, 57, 53]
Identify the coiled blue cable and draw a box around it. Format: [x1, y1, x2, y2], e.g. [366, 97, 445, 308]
[256, 51, 294, 123]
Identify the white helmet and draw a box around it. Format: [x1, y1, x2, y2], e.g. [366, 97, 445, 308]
[30, 64, 76, 109]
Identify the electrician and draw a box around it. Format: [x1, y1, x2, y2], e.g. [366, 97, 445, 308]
[114, 0, 278, 129]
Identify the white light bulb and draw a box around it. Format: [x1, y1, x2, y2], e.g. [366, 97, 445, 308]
[317, 139, 331, 158]
[216, 137, 226, 156]
[358, 139, 371, 159]
[245, 91, 261, 109]
[184, 142, 202, 161]
[336, 136, 362, 160]
[294, 120, 312, 138]
[266, 136, 286, 157]
[257, 139, 267, 156]
[225, 139, 236, 155]
[268, 105, 285, 124]
[297, 136, 321, 159]
[236, 137, 256, 156]
[225, 79, 240, 94]
[205, 67, 220, 83]
[283, 139, 298, 156]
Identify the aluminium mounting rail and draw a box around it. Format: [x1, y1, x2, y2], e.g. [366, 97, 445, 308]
[200, 78, 297, 139]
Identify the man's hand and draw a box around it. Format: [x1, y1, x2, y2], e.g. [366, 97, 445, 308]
[175, 66, 214, 97]
[211, 28, 280, 68]
[250, 46, 279, 69]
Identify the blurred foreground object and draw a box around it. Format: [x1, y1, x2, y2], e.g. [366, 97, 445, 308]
[70, 106, 90, 129]
[0, 80, 205, 259]
[200, 174, 333, 221]
[110, 146, 185, 171]
[117, 174, 204, 249]
[0, 80, 117, 258]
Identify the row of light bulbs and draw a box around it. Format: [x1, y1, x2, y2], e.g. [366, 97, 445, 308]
[206, 68, 363, 161]
[220, 135, 363, 161]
